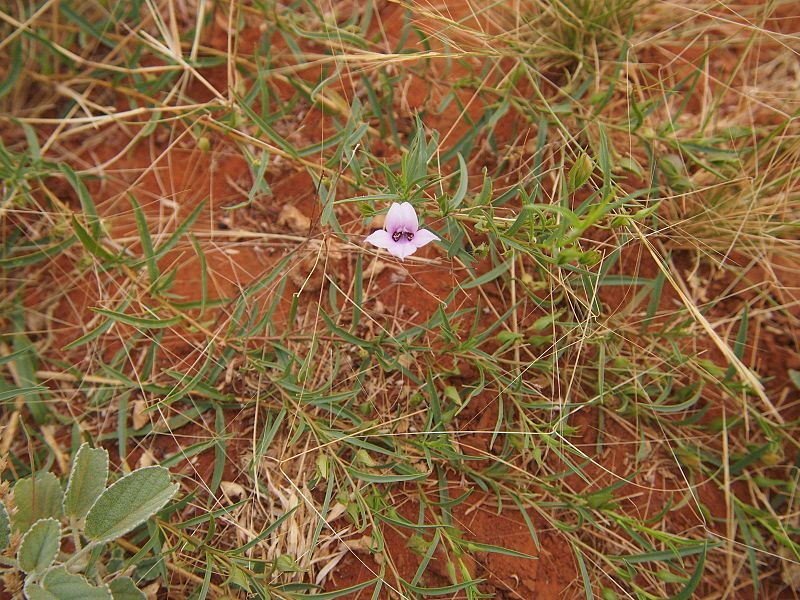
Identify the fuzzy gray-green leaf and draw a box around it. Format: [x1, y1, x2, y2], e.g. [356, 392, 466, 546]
[12, 472, 64, 532]
[109, 576, 146, 600]
[38, 567, 113, 600]
[84, 466, 178, 543]
[17, 518, 60, 574]
[0, 501, 9, 551]
[24, 583, 58, 600]
[64, 443, 109, 520]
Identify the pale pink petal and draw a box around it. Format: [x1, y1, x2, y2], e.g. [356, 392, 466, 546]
[385, 202, 419, 233]
[397, 202, 419, 232]
[392, 243, 420, 260]
[408, 228, 439, 249]
[365, 229, 394, 249]
[384, 203, 406, 233]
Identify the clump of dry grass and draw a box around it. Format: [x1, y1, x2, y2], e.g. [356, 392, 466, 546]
[1, 0, 798, 598]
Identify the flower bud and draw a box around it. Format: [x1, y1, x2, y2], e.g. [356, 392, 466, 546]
[568, 153, 593, 192]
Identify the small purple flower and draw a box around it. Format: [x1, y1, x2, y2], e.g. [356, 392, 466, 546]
[365, 202, 440, 260]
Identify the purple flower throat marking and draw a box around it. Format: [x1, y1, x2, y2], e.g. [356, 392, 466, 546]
[392, 230, 414, 242]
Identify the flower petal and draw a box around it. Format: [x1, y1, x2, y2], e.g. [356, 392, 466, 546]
[385, 202, 418, 233]
[384, 203, 404, 233]
[365, 229, 394, 249]
[392, 243, 421, 260]
[398, 202, 419, 232]
[408, 228, 439, 249]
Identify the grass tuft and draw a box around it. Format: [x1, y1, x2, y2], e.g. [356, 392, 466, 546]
[1, 0, 798, 598]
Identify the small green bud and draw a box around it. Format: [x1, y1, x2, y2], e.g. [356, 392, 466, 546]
[355, 449, 377, 468]
[568, 153, 594, 192]
[315, 454, 328, 480]
[760, 451, 782, 467]
[601, 587, 620, 600]
[275, 554, 301, 572]
[406, 534, 430, 556]
[676, 449, 702, 469]
[639, 126, 656, 139]
[579, 250, 602, 265]
[77, 254, 93, 270]
[473, 243, 489, 258]
[443, 386, 461, 406]
[555, 247, 582, 265]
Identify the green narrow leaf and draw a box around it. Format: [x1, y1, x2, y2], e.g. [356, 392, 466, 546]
[117, 390, 130, 472]
[402, 578, 486, 596]
[109, 576, 146, 600]
[0, 235, 76, 269]
[318, 172, 344, 236]
[450, 153, 468, 210]
[159, 346, 216, 406]
[346, 468, 428, 483]
[210, 407, 226, 495]
[128, 194, 158, 284]
[12, 472, 64, 532]
[789, 369, 800, 390]
[71, 215, 118, 263]
[642, 267, 666, 331]
[463, 539, 536, 560]
[151, 199, 206, 261]
[610, 543, 712, 563]
[319, 309, 369, 348]
[63, 296, 132, 350]
[84, 466, 178, 543]
[91, 308, 182, 330]
[252, 408, 286, 469]
[60, 164, 101, 237]
[410, 530, 441, 586]
[197, 556, 213, 600]
[351, 253, 363, 331]
[64, 443, 109, 520]
[733, 503, 759, 597]
[311, 471, 336, 549]
[190, 234, 207, 316]
[12, 117, 41, 162]
[234, 506, 299, 553]
[598, 124, 611, 192]
[18, 518, 61, 574]
[509, 494, 540, 550]
[529, 115, 548, 199]
[224, 148, 271, 210]
[573, 544, 594, 600]
[0, 40, 23, 99]
[724, 303, 749, 381]
[0, 346, 32, 365]
[0, 386, 47, 404]
[290, 578, 379, 599]
[234, 91, 300, 158]
[669, 542, 707, 600]
[11, 318, 51, 423]
[461, 260, 511, 290]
